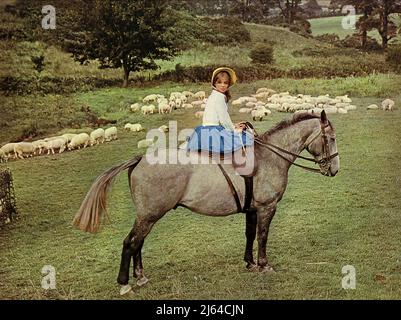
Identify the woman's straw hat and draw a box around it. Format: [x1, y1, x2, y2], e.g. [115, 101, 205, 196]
[211, 67, 237, 87]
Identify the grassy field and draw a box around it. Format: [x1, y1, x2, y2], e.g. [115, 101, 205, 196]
[309, 14, 401, 42]
[1, 81, 401, 299]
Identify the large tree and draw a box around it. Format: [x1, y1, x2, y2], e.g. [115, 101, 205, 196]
[78, 0, 179, 87]
[276, 0, 303, 25]
[16, 0, 179, 87]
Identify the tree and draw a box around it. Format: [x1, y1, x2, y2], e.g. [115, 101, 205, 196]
[16, 0, 179, 87]
[371, 0, 401, 50]
[229, 0, 274, 23]
[276, 0, 303, 25]
[78, 0, 179, 87]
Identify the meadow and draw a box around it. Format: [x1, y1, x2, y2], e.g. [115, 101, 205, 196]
[1, 80, 401, 299]
[1, 8, 401, 300]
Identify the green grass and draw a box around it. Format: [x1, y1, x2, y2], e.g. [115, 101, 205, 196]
[309, 14, 401, 43]
[1, 81, 401, 299]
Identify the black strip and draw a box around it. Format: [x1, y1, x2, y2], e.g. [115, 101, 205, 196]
[217, 164, 242, 213]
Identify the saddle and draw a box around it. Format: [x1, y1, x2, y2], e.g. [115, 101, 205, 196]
[194, 122, 259, 214]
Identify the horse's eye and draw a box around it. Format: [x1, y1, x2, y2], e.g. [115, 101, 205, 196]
[330, 138, 336, 142]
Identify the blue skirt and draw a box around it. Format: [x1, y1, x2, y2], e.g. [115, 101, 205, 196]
[186, 125, 254, 153]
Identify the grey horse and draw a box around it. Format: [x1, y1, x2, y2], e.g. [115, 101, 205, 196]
[73, 111, 339, 293]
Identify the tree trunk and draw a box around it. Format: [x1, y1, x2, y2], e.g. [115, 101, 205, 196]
[361, 8, 368, 48]
[122, 67, 130, 88]
[381, 10, 388, 50]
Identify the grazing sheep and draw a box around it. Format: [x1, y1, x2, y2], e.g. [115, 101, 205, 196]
[337, 108, 348, 114]
[130, 103, 141, 112]
[142, 94, 158, 104]
[195, 111, 204, 119]
[68, 133, 90, 150]
[381, 99, 395, 111]
[345, 105, 357, 111]
[14, 142, 35, 159]
[251, 109, 267, 121]
[367, 104, 379, 110]
[158, 125, 169, 133]
[105, 127, 118, 141]
[90, 128, 105, 145]
[158, 102, 172, 114]
[45, 138, 67, 154]
[137, 138, 154, 149]
[194, 91, 206, 101]
[239, 108, 252, 114]
[141, 105, 156, 115]
[183, 103, 193, 109]
[125, 123, 143, 132]
[61, 133, 77, 144]
[0, 143, 17, 160]
[0, 149, 6, 162]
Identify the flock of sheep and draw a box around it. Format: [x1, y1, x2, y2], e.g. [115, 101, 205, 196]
[0, 127, 118, 163]
[1, 87, 396, 163]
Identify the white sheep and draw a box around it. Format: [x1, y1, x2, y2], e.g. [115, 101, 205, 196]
[137, 138, 154, 149]
[90, 128, 105, 145]
[239, 108, 252, 114]
[183, 103, 194, 109]
[125, 123, 143, 132]
[251, 109, 267, 121]
[0, 143, 17, 160]
[158, 102, 172, 114]
[158, 125, 169, 133]
[130, 103, 141, 112]
[0, 149, 6, 162]
[45, 138, 67, 154]
[141, 105, 156, 115]
[381, 99, 395, 111]
[194, 91, 206, 101]
[14, 142, 35, 159]
[105, 127, 118, 141]
[367, 104, 379, 110]
[68, 133, 90, 150]
[142, 94, 158, 104]
[61, 133, 77, 144]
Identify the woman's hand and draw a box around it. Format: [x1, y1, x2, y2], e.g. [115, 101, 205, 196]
[234, 122, 246, 132]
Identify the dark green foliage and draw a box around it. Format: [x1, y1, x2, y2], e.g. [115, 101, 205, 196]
[31, 54, 45, 73]
[387, 44, 401, 73]
[249, 44, 274, 65]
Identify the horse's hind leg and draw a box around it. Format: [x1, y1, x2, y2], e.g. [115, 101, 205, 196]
[117, 227, 136, 285]
[244, 212, 257, 271]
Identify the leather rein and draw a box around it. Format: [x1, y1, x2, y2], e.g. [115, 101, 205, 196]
[253, 122, 339, 175]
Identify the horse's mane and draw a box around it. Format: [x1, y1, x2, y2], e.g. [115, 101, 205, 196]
[260, 113, 326, 140]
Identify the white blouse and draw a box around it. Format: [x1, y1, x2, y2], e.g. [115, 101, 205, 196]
[202, 90, 235, 131]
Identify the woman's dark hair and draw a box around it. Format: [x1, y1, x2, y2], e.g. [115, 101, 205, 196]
[212, 71, 232, 102]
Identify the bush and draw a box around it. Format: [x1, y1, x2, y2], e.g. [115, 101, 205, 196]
[387, 45, 401, 73]
[249, 44, 274, 65]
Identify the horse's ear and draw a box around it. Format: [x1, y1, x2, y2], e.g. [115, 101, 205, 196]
[321, 110, 328, 125]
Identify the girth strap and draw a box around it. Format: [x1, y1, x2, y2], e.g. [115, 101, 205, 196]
[217, 164, 254, 213]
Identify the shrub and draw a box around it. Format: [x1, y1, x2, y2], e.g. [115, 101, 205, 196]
[249, 44, 274, 65]
[387, 45, 401, 73]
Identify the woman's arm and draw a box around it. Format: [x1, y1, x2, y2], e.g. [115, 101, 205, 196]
[215, 97, 235, 131]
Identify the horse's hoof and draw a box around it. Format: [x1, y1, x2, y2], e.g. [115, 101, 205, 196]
[136, 276, 149, 287]
[246, 264, 259, 272]
[259, 265, 275, 273]
[119, 284, 132, 296]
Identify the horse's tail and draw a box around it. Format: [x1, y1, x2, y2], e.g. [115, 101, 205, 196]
[72, 156, 142, 233]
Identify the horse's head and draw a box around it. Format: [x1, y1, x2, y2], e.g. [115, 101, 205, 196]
[305, 111, 339, 176]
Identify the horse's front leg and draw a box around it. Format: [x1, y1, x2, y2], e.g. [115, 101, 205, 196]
[257, 204, 277, 272]
[244, 211, 257, 270]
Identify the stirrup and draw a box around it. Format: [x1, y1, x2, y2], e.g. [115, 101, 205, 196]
[243, 206, 257, 214]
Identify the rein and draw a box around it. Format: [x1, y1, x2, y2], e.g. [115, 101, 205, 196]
[253, 122, 338, 175]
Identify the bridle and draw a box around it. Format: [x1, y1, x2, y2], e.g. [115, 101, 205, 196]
[253, 121, 339, 175]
